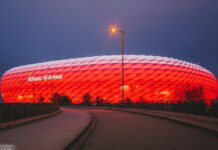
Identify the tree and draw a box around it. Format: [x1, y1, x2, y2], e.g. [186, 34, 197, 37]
[125, 97, 132, 107]
[95, 96, 103, 106]
[184, 85, 205, 102]
[52, 92, 71, 105]
[39, 96, 44, 103]
[60, 96, 71, 105]
[83, 93, 92, 106]
[52, 92, 62, 103]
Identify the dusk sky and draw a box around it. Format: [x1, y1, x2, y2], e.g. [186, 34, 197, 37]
[0, 0, 218, 78]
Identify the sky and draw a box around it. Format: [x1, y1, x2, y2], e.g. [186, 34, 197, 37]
[0, 0, 218, 79]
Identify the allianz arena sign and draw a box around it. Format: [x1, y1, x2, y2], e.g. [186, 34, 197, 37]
[1, 55, 218, 104]
[28, 74, 63, 82]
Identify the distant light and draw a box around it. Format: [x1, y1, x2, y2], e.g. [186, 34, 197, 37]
[17, 95, 23, 100]
[110, 25, 118, 34]
[120, 85, 130, 91]
[111, 27, 116, 33]
[28, 95, 33, 98]
[160, 91, 170, 96]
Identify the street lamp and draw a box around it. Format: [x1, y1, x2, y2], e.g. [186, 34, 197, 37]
[109, 26, 125, 103]
[48, 67, 53, 103]
[32, 71, 35, 103]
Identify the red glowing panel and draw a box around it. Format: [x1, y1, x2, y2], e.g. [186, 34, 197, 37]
[1, 55, 218, 104]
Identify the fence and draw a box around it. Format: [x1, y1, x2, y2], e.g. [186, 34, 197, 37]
[0, 103, 59, 122]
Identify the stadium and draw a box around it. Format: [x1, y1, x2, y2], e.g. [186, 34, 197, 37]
[1, 55, 217, 104]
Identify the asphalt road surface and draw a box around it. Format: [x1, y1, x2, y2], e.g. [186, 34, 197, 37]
[77, 109, 218, 150]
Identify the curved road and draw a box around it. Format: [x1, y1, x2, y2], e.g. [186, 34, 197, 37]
[76, 109, 218, 150]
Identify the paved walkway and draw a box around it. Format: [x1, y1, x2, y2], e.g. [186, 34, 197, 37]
[79, 109, 218, 150]
[0, 108, 91, 150]
[100, 107, 218, 134]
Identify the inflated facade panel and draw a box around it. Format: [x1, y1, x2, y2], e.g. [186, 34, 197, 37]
[1, 55, 217, 104]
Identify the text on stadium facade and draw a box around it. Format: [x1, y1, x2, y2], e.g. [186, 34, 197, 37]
[28, 74, 62, 82]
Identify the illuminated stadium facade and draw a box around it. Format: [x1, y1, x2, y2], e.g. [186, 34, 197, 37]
[1, 55, 218, 104]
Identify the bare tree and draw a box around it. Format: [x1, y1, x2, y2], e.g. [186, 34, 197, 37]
[95, 96, 103, 106]
[83, 93, 92, 106]
[39, 96, 44, 103]
[52, 92, 71, 105]
[184, 85, 205, 102]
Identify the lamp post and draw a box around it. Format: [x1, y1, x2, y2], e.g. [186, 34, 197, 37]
[0, 81, 3, 104]
[110, 26, 125, 103]
[48, 67, 53, 103]
[32, 71, 35, 103]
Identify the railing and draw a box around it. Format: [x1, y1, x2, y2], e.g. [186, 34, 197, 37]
[122, 101, 218, 117]
[87, 100, 218, 117]
[0, 103, 59, 122]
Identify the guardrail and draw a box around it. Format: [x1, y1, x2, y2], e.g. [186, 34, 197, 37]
[0, 103, 59, 122]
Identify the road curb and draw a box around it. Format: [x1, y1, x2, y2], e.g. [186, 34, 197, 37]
[0, 110, 61, 130]
[64, 111, 97, 150]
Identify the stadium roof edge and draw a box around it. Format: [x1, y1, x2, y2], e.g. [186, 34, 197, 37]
[3, 55, 215, 77]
